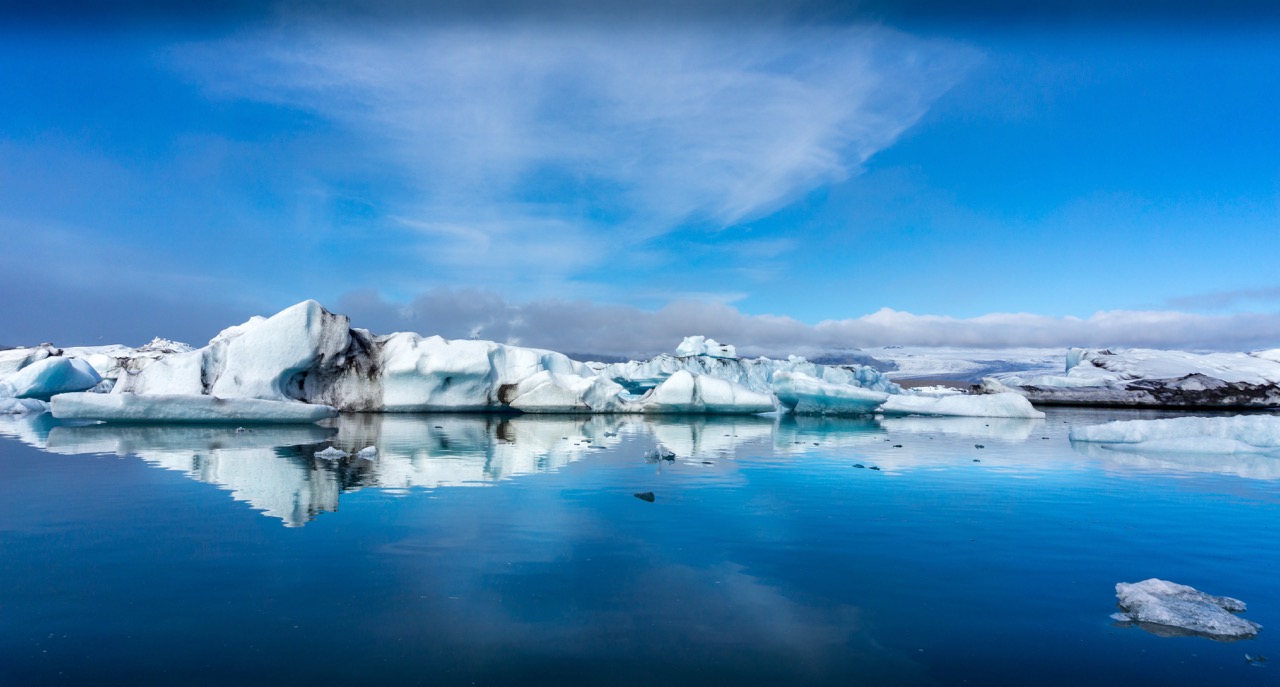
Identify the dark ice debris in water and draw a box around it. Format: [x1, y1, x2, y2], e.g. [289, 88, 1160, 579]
[893, 444, 903, 448]
[868, 466, 881, 471]
[853, 463, 865, 468]
[634, 492, 656, 503]
[973, 459, 981, 462]
[974, 444, 985, 449]
[644, 448, 676, 462]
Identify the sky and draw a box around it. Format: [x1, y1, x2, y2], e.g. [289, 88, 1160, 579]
[2, 0, 1279, 356]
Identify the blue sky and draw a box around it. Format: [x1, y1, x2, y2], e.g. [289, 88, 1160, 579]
[2, 2, 1279, 354]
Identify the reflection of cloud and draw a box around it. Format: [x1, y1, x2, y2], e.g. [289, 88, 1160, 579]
[1072, 440, 1280, 481]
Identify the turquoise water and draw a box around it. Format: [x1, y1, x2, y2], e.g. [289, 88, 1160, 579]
[1, 408, 1276, 685]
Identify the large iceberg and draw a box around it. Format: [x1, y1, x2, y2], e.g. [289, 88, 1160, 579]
[986, 348, 1280, 408]
[1069, 414, 1280, 454]
[5, 300, 1044, 419]
[1114, 578, 1261, 639]
[51, 392, 338, 424]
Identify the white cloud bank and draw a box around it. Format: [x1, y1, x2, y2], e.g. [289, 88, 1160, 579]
[338, 289, 1280, 358]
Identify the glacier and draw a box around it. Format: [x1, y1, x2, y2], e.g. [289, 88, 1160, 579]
[1113, 578, 1261, 639]
[985, 348, 1280, 408]
[3, 300, 1063, 420]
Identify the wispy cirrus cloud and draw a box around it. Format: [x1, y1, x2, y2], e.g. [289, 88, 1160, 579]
[178, 21, 977, 289]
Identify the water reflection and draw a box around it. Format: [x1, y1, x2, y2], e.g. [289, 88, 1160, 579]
[5, 408, 1280, 526]
[1071, 439, 1280, 481]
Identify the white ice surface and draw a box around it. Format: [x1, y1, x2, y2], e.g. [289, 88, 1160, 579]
[880, 392, 1045, 419]
[1069, 414, 1280, 454]
[1115, 578, 1261, 638]
[0, 356, 102, 400]
[52, 392, 337, 424]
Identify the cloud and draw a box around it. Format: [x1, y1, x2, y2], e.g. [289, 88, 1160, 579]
[336, 288, 1280, 357]
[1167, 285, 1280, 310]
[178, 21, 976, 291]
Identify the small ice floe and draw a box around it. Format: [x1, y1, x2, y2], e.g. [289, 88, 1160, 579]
[314, 446, 349, 460]
[355, 446, 378, 459]
[633, 491, 656, 502]
[1112, 578, 1261, 639]
[1244, 653, 1268, 667]
[234, 427, 249, 434]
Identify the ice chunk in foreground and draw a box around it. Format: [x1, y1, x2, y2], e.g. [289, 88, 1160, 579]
[0, 356, 101, 400]
[674, 336, 737, 359]
[880, 392, 1045, 419]
[1114, 578, 1261, 639]
[1069, 415, 1280, 454]
[51, 393, 337, 424]
[315, 446, 349, 460]
[772, 371, 888, 415]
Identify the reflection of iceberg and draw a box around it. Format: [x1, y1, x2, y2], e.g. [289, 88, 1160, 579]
[646, 415, 775, 460]
[328, 413, 630, 489]
[773, 415, 884, 454]
[878, 416, 1041, 442]
[47, 423, 344, 527]
[1071, 440, 1280, 481]
[30, 414, 644, 526]
[0, 411, 65, 448]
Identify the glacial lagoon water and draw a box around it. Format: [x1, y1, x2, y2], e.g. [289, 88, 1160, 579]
[1, 408, 1277, 685]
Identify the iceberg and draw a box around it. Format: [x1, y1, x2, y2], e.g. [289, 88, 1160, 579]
[1114, 578, 1261, 639]
[879, 392, 1045, 419]
[772, 370, 888, 415]
[673, 335, 737, 359]
[987, 348, 1280, 408]
[1069, 414, 1280, 454]
[51, 392, 337, 424]
[0, 356, 101, 400]
[4, 300, 1043, 420]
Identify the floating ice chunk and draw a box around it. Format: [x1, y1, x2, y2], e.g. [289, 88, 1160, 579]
[1115, 578, 1261, 639]
[355, 446, 378, 459]
[315, 446, 349, 460]
[880, 392, 1045, 419]
[0, 398, 50, 415]
[674, 336, 737, 359]
[0, 356, 102, 400]
[641, 370, 774, 414]
[772, 371, 888, 416]
[51, 392, 337, 424]
[1069, 415, 1280, 454]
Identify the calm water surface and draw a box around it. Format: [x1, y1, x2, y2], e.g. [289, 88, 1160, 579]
[1, 408, 1277, 685]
